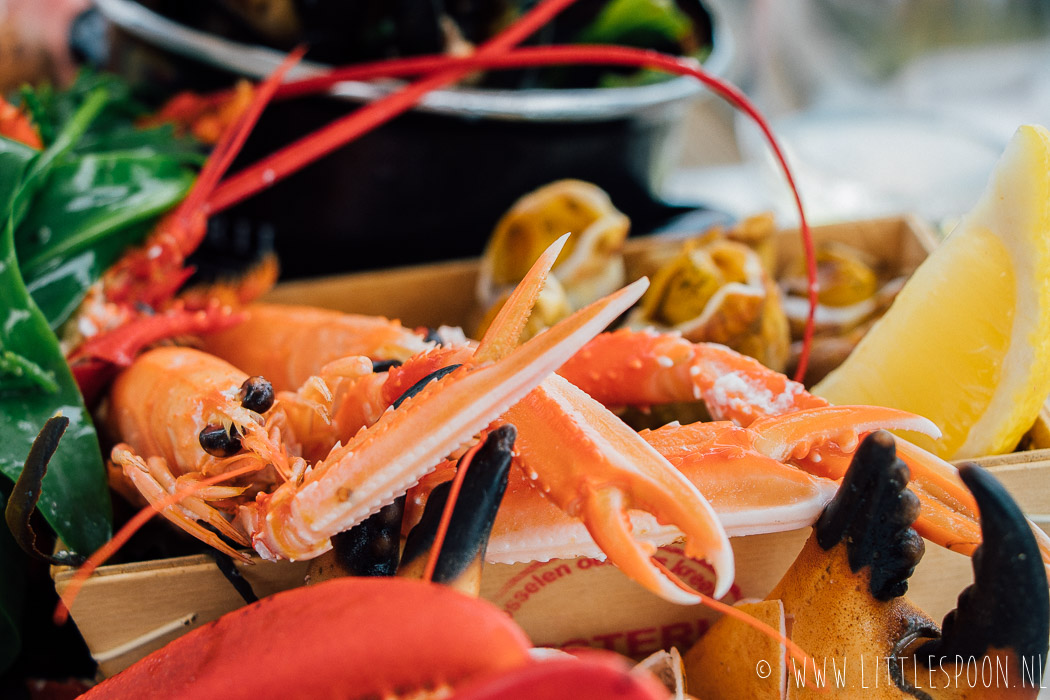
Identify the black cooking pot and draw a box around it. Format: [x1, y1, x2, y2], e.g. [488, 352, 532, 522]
[91, 0, 735, 279]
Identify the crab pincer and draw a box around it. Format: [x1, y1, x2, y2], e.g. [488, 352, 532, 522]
[685, 431, 1048, 699]
[504, 375, 735, 604]
[397, 424, 517, 594]
[559, 329, 1050, 573]
[914, 462, 1050, 698]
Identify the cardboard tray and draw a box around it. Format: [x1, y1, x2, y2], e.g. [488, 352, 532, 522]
[53, 215, 1050, 677]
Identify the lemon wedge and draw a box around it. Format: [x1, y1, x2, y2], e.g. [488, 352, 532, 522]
[812, 124, 1050, 459]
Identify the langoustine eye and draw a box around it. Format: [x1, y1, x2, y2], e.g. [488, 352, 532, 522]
[199, 424, 242, 457]
[239, 375, 275, 413]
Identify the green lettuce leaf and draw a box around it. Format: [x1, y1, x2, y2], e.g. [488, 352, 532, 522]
[0, 216, 111, 555]
[18, 152, 194, 328]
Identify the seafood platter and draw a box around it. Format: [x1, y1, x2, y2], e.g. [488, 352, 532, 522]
[49, 209, 1050, 678]
[2, 1, 1050, 697]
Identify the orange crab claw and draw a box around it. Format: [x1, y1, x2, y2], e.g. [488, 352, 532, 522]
[791, 428, 1050, 569]
[471, 419, 838, 564]
[747, 404, 941, 462]
[467, 238, 734, 603]
[473, 406, 942, 596]
[558, 329, 828, 423]
[559, 328, 1050, 570]
[505, 374, 734, 604]
[640, 420, 840, 537]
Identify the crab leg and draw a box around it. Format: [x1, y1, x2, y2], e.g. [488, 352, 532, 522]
[559, 329, 828, 424]
[240, 277, 650, 560]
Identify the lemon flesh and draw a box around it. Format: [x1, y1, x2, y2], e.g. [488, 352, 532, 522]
[813, 124, 1050, 459]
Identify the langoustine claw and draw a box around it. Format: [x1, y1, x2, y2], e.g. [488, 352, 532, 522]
[469, 235, 735, 603]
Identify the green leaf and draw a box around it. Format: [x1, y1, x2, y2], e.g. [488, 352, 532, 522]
[19, 69, 204, 164]
[10, 89, 110, 230]
[0, 217, 112, 556]
[77, 124, 206, 167]
[17, 152, 194, 328]
[0, 345, 59, 393]
[23, 224, 150, 332]
[0, 137, 36, 215]
[576, 0, 693, 46]
[0, 485, 27, 675]
[18, 153, 194, 273]
[20, 70, 142, 149]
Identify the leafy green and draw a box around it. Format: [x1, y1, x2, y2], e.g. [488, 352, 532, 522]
[0, 137, 35, 213]
[21, 70, 202, 163]
[0, 69, 203, 556]
[18, 153, 194, 328]
[0, 216, 112, 555]
[576, 0, 693, 47]
[9, 88, 110, 230]
[0, 68, 205, 674]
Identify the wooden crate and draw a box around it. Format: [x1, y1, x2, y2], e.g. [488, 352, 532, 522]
[53, 216, 1050, 676]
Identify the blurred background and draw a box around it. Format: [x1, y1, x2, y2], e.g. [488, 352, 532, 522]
[3, 0, 1049, 268]
[674, 0, 1050, 228]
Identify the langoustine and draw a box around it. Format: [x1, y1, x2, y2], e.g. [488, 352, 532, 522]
[109, 239, 737, 604]
[183, 238, 852, 603]
[104, 276, 659, 570]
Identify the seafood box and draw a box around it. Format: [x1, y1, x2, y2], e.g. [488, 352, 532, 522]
[52, 215, 1050, 678]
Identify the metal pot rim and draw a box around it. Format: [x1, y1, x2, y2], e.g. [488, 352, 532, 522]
[94, 0, 735, 122]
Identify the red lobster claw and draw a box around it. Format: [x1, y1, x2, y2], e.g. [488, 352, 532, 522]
[80, 578, 533, 700]
[452, 650, 671, 699]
